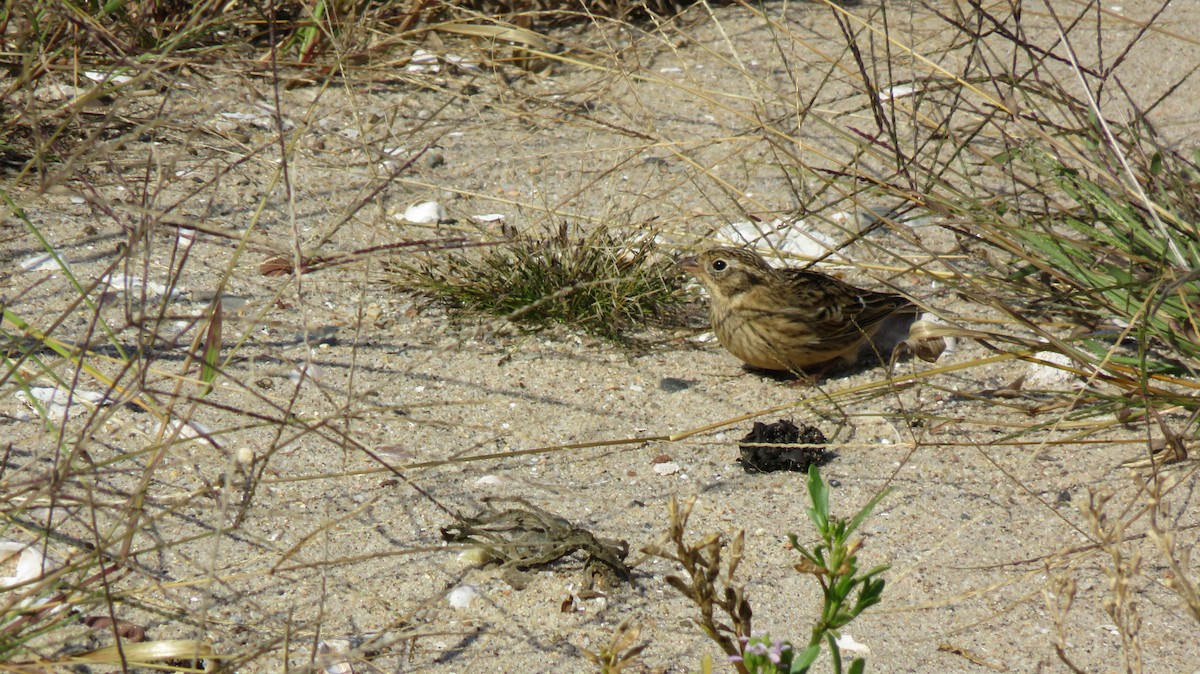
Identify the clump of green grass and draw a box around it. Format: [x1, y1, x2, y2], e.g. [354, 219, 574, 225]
[993, 141, 1200, 375]
[396, 223, 688, 341]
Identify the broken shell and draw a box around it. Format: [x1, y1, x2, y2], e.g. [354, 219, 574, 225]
[716, 218, 845, 262]
[447, 584, 479, 608]
[0, 542, 46, 589]
[904, 316, 949, 363]
[401, 201, 449, 224]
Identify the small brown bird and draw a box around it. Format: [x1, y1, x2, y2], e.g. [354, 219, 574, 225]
[680, 247, 916, 376]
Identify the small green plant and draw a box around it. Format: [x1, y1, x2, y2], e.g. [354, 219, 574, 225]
[645, 466, 889, 674]
[396, 222, 687, 341]
[780, 466, 890, 674]
[992, 142, 1200, 375]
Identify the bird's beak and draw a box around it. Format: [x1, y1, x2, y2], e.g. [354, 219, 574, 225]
[678, 256, 700, 274]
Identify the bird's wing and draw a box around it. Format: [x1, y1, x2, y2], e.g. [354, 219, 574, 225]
[779, 269, 914, 339]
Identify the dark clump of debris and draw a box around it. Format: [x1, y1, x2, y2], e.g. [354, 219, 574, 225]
[737, 419, 828, 473]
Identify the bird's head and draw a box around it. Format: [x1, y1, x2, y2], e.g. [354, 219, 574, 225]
[679, 247, 777, 302]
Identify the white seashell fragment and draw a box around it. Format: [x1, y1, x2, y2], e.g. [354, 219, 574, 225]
[159, 418, 221, 449]
[652, 462, 681, 476]
[317, 640, 354, 674]
[99, 273, 186, 300]
[474, 475, 507, 486]
[827, 209, 893, 233]
[401, 201, 448, 224]
[178, 228, 196, 250]
[716, 218, 846, 261]
[405, 49, 475, 73]
[406, 49, 479, 73]
[20, 254, 69, 272]
[289, 362, 321, 385]
[835, 633, 871, 656]
[903, 312, 954, 362]
[447, 584, 478, 609]
[1025, 351, 1081, 388]
[82, 70, 134, 85]
[406, 49, 439, 73]
[34, 84, 85, 103]
[880, 84, 918, 100]
[0, 542, 46, 589]
[16, 387, 107, 420]
[444, 54, 480, 72]
[218, 110, 293, 130]
[471, 213, 507, 223]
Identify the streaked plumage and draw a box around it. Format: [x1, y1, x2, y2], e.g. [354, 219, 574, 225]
[680, 247, 915, 375]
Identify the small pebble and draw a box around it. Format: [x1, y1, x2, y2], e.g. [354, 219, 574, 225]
[653, 462, 681, 476]
[235, 447, 254, 466]
[447, 585, 478, 609]
[364, 303, 382, 324]
[220, 295, 248, 311]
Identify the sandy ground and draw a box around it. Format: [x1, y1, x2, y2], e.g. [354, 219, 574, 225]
[3, 1, 1199, 672]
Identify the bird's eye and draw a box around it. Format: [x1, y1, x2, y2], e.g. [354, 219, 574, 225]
[711, 259, 728, 272]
